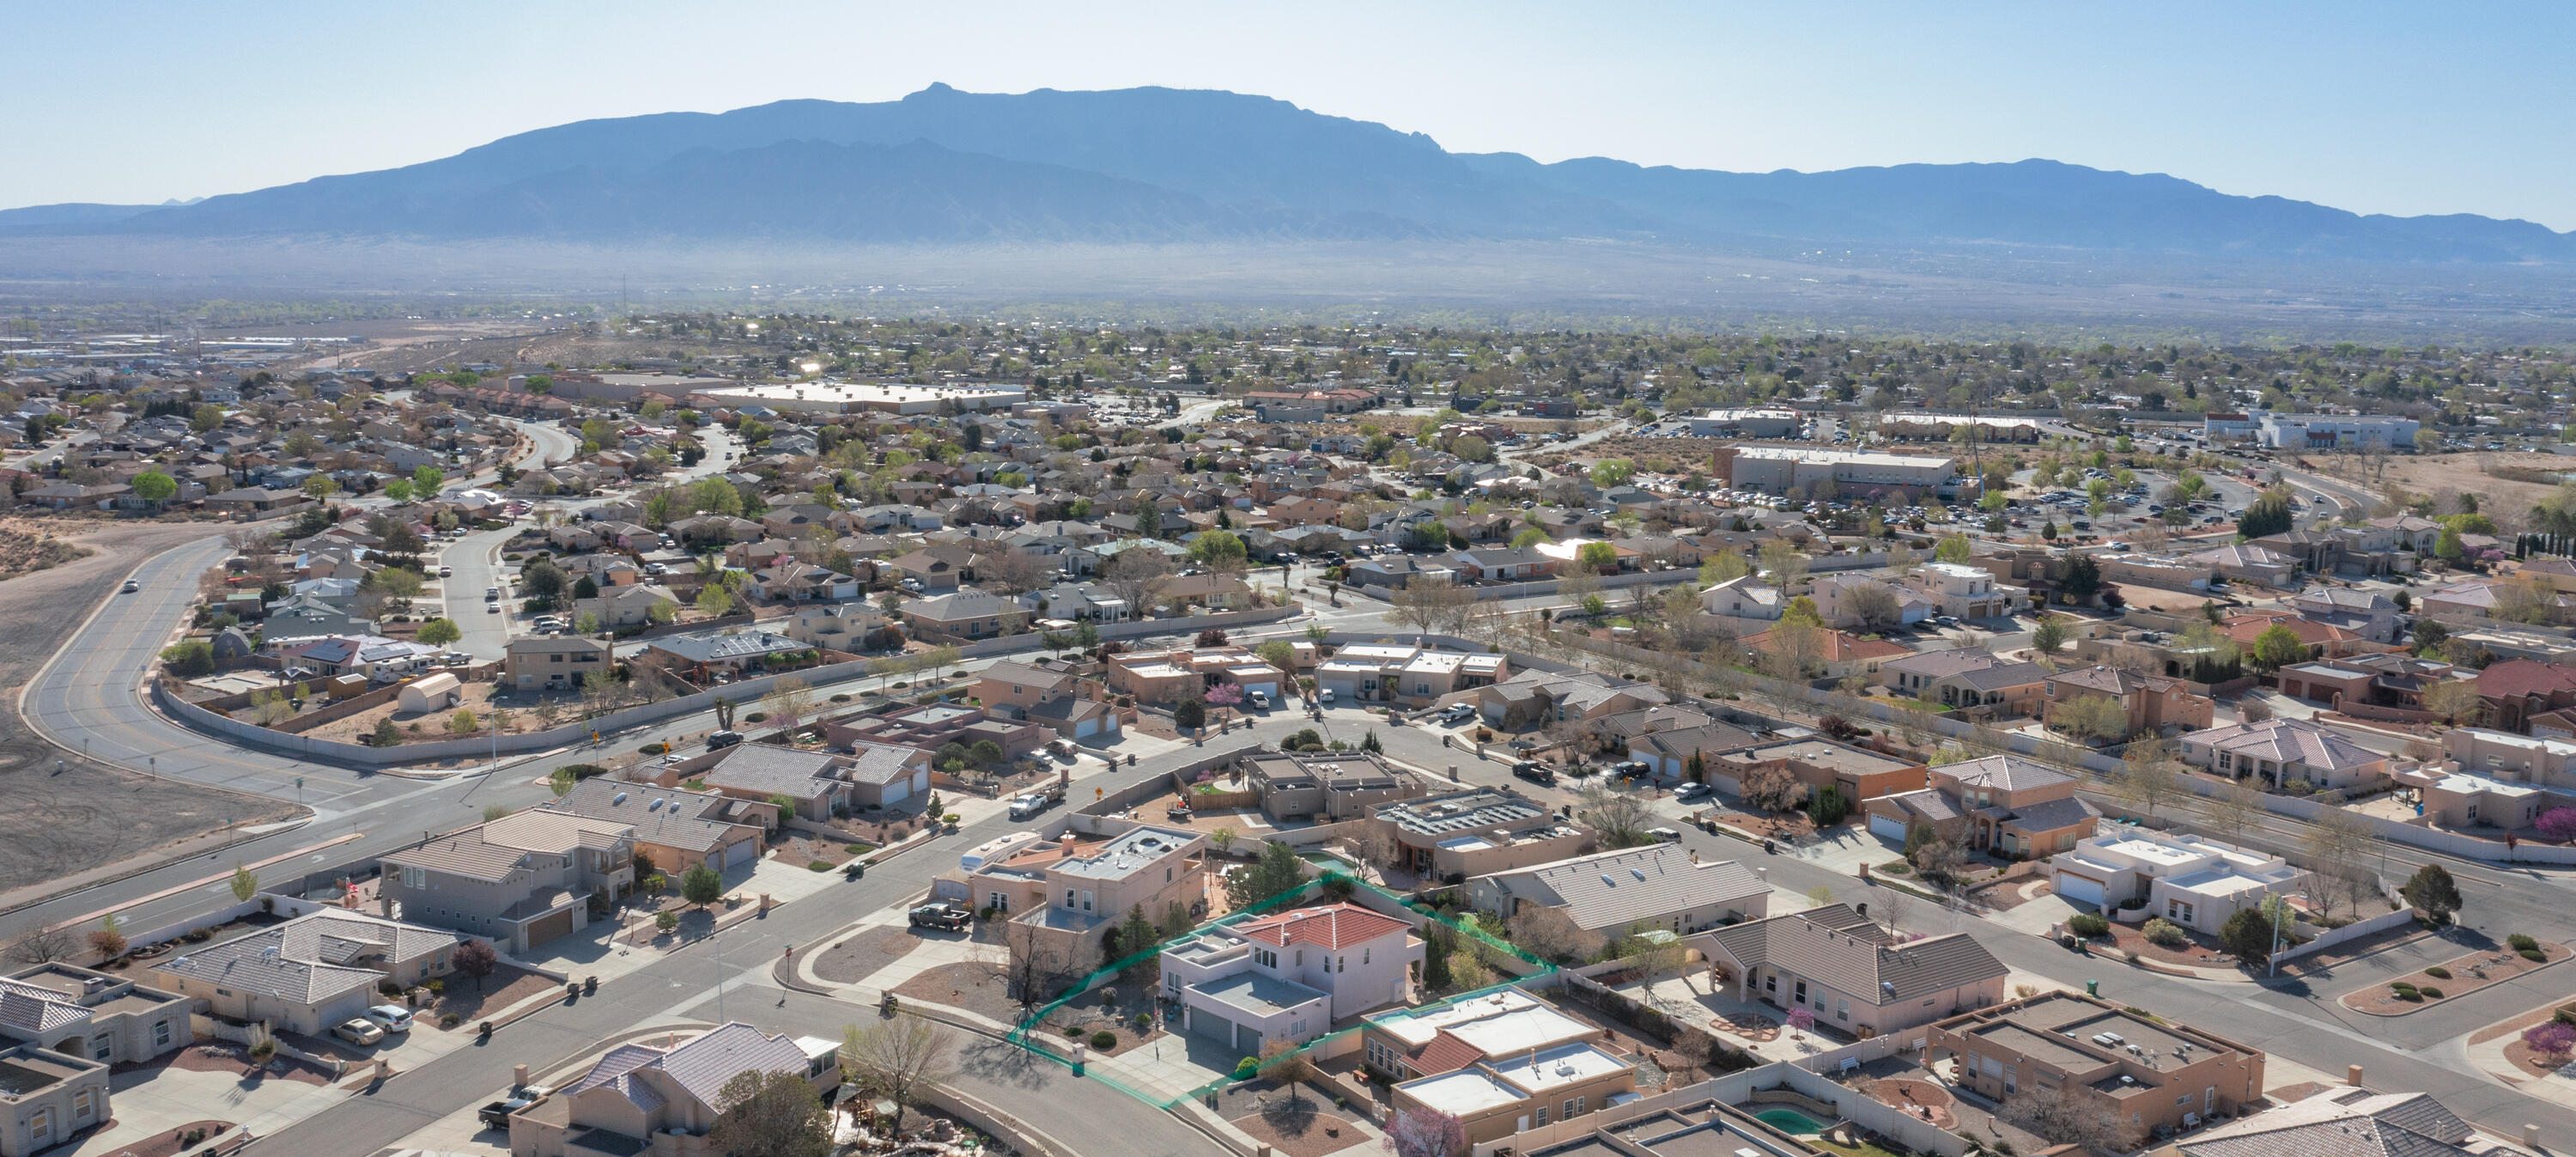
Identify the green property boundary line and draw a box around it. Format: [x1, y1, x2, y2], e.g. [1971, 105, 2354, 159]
[1000, 867, 1561, 1110]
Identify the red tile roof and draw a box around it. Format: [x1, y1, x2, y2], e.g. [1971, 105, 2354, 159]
[1232, 903, 1410, 951]
[1409, 1031, 1488, 1075]
[2475, 659, 2576, 700]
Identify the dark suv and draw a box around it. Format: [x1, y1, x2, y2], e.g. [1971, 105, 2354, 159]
[1510, 760, 1556, 786]
[908, 902, 972, 931]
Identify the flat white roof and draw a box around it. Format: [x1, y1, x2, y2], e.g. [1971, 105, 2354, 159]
[1444, 1004, 1594, 1057]
[1376, 989, 1542, 1047]
[1733, 447, 1956, 469]
[1492, 1042, 1630, 1093]
[1400, 1069, 1525, 1116]
[2104, 837, 2200, 867]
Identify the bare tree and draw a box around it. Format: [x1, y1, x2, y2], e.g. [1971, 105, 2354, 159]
[1005, 928, 1072, 1023]
[2003, 1083, 2130, 1151]
[974, 546, 1053, 596]
[840, 1015, 957, 1136]
[1506, 904, 1606, 964]
[1740, 764, 1808, 813]
[1574, 781, 1656, 848]
[1844, 581, 1902, 633]
[2205, 779, 2265, 845]
[2113, 740, 2184, 819]
[1877, 887, 1913, 934]
[2301, 808, 2374, 922]
[1390, 577, 1476, 636]
[6, 927, 78, 965]
[1100, 550, 1175, 619]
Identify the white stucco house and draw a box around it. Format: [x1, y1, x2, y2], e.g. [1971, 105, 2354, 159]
[1160, 902, 1423, 1055]
[2046, 830, 2307, 934]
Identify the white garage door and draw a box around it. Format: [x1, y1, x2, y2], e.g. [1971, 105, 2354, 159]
[1075, 717, 1100, 739]
[726, 839, 756, 869]
[2055, 872, 2106, 907]
[882, 779, 910, 806]
[1868, 814, 1907, 841]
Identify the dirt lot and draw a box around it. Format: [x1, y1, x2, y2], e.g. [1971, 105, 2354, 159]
[2338, 450, 2566, 515]
[0, 517, 93, 581]
[0, 521, 296, 893]
[811, 925, 923, 985]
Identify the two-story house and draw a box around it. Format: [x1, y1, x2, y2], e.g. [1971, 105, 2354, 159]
[1863, 754, 2100, 858]
[1160, 902, 1424, 1052]
[504, 636, 612, 691]
[963, 825, 1209, 978]
[378, 812, 636, 953]
[898, 588, 1033, 643]
[1248, 751, 1421, 823]
[2043, 664, 2215, 740]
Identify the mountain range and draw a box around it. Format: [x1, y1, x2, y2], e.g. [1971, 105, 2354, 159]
[7, 82, 2570, 264]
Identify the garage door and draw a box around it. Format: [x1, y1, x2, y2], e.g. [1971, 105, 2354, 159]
[1868, 814, 1907, 841]
[882, 779, 910, 806]
[1236, 1026, 1262, 1054]
[522, 905, 577, 949]
[1075, 717, 1100, 739]
[1191, 1007, 1236, 1046]
[2054, 872, 2106, 907]
[726, 839, 756, 869]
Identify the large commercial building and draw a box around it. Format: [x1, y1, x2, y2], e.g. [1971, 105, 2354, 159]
[1684, 408, 1801, 437]
[695, 380, 1027, 415]
[2255, 411, 2421, 450]
[1712, 446, 1965, 497]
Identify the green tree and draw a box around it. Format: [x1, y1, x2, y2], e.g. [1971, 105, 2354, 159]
[2218, 906, 2276, 968]
[2401, 863, 2463, 924]
[229, 864, 258, 904]
[1224, 840, 1306, 910]
[1173, 698, 1206, 729]
[1933, 533, 1973, 564]
[2029, 614, 2072, 660]
[1188, 529, 1247, 568]
[2435, 527, 2465, 561]
[160, 639, 215, 676]
[1589, 459, 1635, 487]
[550, 766, 577, 796]
[2250, 624, 2308, 672]
[705, 1068, 833, 1157]
[681, 863, 725, 909]
[301, 474, 338, 500]
[411, 466, 446, 497]
[416, 618, 462, 646]
[1133, 497, 1163, 539]
[381, 478, 414, 503]
[130, 471, 177, 506]
[1511, 527, 1550, 549]
[1577, 541, 1619, 574]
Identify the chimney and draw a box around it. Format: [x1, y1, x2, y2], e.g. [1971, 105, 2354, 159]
[2346, 1064, 2364, 1087]
[514, 1063, 530, 1087]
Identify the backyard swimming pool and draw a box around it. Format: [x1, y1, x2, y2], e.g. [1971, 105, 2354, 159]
[1753, 1108, 1829, 1135]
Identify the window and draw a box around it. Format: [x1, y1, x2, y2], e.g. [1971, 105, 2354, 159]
[1567, 1096, 1586, 1117]
[1064, 888, 1076, 908]
[2177, 1093, 2193, 1105]
[73, 1091, 92, 1120]
[1081, 890, 1094, 912]
[92, 1038, 110, 1062]
[1295, 949, 1303, 967]
[1534, 1106, 1549, 1125]
[1362, 947, 1370, 965]
[1836, 997, 1850, 1021]
[1764, 974, 1777, 993]
[154, 1020, 172, 1048]
[1793, 980, 1807, 1004]
[1291, 1019, 1308, 1036]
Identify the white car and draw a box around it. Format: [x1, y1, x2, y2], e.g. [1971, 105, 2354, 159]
[1248, 691, 1272, 710]
[1318, 688, 1334, 703]
[363, 1004, 414, 1033]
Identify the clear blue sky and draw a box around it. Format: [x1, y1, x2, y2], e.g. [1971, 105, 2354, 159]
[9, 1, 2571, 228]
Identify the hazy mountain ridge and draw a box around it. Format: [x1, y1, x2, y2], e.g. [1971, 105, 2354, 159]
[2, 82, 2569, 265]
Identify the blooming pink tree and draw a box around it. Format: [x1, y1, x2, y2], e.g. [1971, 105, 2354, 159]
[1205, 682, 1245, 725]
[2539, 807, 2576, 843]
[1786, 1008, 1816, 1032]
[1384, 1106, 1467, 1157]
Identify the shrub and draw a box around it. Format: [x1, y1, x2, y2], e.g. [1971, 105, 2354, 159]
[2425, 965, 2451, 979]
[424, 978, 445, 995]
[2391, 982, 2422, 1002]
[830, 693, 851, 703]
[1060, 1024, 1085, 1038]
[744, 712, 769, 723]
[1090, 1030, 1117, 1050]
[2068, 912, 2111, 938]
[2142, 918, 2188, 948]
[640, 742, 668, 755]
[439, 1012, 463, 1027]
[807, 860, 832, 872]
[844, 843, 866, 854]
[2419, 986, 2444, 998]
[1234, 1056, 1260, 1078]
[2526, 1020, 2576, 1065]
[2509, 933, 2541, 953]
[2523, 948, 2547, 962]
